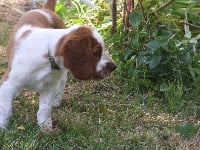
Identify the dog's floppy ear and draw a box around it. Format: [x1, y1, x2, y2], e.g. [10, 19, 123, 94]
[59, 34, 97, 80]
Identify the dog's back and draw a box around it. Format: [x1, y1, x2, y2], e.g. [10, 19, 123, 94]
[6, 0, 65, 67]
[14, 0, 65, 30]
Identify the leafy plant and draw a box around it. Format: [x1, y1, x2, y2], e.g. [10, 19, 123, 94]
[56, 0, 112, 37]
[111, 0, 200, 95]
[160, 81, 184, 112]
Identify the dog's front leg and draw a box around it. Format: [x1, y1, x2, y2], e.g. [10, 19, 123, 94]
[52, 73, 67, 107]
[37, 88, 55, 132]
[0, 79, 19, 129]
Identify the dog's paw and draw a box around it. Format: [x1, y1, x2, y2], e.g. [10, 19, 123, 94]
[40, 126, 53, 133]
[0, 123, 7, 130]
[52, 97, 62, 107]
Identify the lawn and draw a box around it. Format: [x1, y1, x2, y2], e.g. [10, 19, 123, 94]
[0, 0, 199, 149]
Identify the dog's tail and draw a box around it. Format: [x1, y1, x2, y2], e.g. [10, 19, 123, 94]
[43, 0, 57, 11]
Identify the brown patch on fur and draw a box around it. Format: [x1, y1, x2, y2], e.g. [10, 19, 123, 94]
[19, 30, 32, 40]
[3, 29, 31, 83]
[4, 35, 16, 83]
[41, 9, 65, 29]
[56, 27, 103, 80]
[43, 0, 56, 11]
[6, 36, 15, 62]
[15, 9, 65, 29]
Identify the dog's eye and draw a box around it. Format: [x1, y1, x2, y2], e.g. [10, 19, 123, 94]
[93, 46, 102, 59]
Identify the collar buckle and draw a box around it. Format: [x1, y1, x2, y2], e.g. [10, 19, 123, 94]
[48, 52, 60, 70]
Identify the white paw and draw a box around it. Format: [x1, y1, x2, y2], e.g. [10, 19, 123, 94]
[40, 126, 53, 133]
[0, 123, 7, 130]
[52, 96, 62, 107]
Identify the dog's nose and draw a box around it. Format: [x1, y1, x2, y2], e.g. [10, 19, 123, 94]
[111, 63, 117, 71]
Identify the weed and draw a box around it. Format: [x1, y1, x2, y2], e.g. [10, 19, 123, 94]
[0, 21, 10, 47]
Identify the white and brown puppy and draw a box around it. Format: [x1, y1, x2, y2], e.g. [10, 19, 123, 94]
[0, 0, 116, 131]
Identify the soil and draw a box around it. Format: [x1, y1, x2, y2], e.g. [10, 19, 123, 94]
[0, 0, 43, 29]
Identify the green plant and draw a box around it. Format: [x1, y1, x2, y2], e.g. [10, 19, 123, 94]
[56, 0, 112, 36]
[0, 21, 10, 46]
[111, 0, 200, 94]
[176, 123, 200, 138]
[160, 81, 184, 112]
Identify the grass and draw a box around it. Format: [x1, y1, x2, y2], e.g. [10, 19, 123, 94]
[0, 69, 199, 149]
[0, 10, 200, 150]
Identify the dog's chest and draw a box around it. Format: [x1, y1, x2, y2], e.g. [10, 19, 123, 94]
[25, 69, 64, 91]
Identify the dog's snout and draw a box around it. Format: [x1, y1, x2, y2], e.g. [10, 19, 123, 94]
[107, 62, 117, 72]
[111, 63, 117, 71]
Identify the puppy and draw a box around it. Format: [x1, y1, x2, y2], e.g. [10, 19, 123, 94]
[0, 0, 116, 132]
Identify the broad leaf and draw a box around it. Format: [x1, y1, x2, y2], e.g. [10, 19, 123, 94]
[148, 55, 162, 69]
[130, 12, 142, 27]
[145, 40, 160, 51]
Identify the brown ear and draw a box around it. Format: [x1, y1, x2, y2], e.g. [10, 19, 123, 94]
[61, 35, 96, 80]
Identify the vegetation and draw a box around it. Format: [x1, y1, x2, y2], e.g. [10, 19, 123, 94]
[0, 0, 200, 149]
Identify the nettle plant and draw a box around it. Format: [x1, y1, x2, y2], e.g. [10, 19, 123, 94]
[111, 0, 200, 93]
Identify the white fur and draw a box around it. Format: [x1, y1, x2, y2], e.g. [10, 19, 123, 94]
[0, 24, 111, 130]
[96, 54, 111, 72]
[92, 30, 111, 72]
[92, 30, 104, 48]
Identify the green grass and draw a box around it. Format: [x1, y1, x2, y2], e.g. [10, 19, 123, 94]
[0, 20, 10, 47]
[0, 70, 199, 149]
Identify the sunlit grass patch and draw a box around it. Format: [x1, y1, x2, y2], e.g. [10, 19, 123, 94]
[0, 73, 199, 149]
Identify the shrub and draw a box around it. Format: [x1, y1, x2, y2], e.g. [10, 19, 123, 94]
[111, 0, 200, 94]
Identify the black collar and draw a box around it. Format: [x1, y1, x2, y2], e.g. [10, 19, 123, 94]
[48, 52, 60, 70]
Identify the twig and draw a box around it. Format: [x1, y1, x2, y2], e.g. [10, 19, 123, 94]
[111, 0, 117, 35]
[155, 0, 174, 12]
[122, 0, 126, 28]
[183, 21, 200, 29]
[152, 0, 174, 20]
[138, 0, 145, 18]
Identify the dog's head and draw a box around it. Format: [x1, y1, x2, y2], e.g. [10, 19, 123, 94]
[56, 26, 116, 80]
